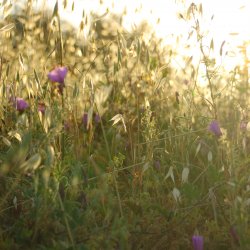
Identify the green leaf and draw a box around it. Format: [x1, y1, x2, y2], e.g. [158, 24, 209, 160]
[208, 165, 221, 183]
[45, 145, 55, 167]
[181, 183, 201, 201]
[4, 133, 31, 171]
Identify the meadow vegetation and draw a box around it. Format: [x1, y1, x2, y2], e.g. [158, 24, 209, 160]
[0, 1, 250, 249]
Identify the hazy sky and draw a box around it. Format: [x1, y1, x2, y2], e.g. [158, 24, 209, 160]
[7, 0, 250, 46]
[37, 0, 250, 42]
[2, 0, 250, 69]
[33, 0, 250, 68]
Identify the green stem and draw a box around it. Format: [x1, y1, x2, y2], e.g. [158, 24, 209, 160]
[58, 192, 76, 249]
[192, 9, 218, 120]
[96, 105, 123, 217]
[56, 2, 65, 163]
[199, 42, 218, 119]
[61, 93, 65, 163]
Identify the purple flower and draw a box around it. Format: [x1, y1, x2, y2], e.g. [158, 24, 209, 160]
[13, 97, 29, 111]
[94, 114, 101, 124]
[82, 113, 101, 127]
[48, 66, 68, 94]
[82, 113, 88, 127]
[192, 235, 204, 250]
[48, 67, 68, 83]
[208, 120, 222, 137]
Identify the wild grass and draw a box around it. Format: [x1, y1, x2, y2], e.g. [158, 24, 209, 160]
[0, 1, 250, 249]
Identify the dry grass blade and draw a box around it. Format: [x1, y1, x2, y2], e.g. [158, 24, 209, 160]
[0, 23, 15, 33]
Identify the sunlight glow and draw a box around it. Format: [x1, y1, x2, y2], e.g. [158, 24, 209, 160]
[33, 0, 250, 71]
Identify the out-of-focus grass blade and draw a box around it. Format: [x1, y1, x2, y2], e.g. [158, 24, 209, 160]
[44, 108, 51, 133]
[20, 153, 42, 172]
[6, 64, 9, 77]
[73, 82, 79, 98]
[3, 4, 13, 18]
[2, 133, 31, 174]
[34, 69, 43, 93]
[45, 145, 55, 167]
[19, 54, 24, 70]
[87, 107, 93, 129]
[52, 1, 58, 17]
[1, 136, 11, 147]
[220, 41, 226, 56]
[34, 69, 40, 85]
[0, 23, 15, 33]
[92, 10, 109, 22]
[63, 0, 67, 9]
[8, 131, 22, 142]
[2, 0, 8, 7]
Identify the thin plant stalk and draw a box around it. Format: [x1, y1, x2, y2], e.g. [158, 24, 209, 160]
[58, 192, 76, 249]
[95, 104, 123, 217]
[191, 7, 218, 119]
[55, 1, 65, 163]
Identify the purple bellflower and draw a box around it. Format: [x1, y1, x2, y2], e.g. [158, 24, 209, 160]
[48, 66, 67, 83]
[82, 113, 88, 127]
[208, 120, 222, 137]
[48, 66, 68, 94]
[94, 114, 101, 124]
[192, 235, 204, 250]
[13, 97, 29, 112]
